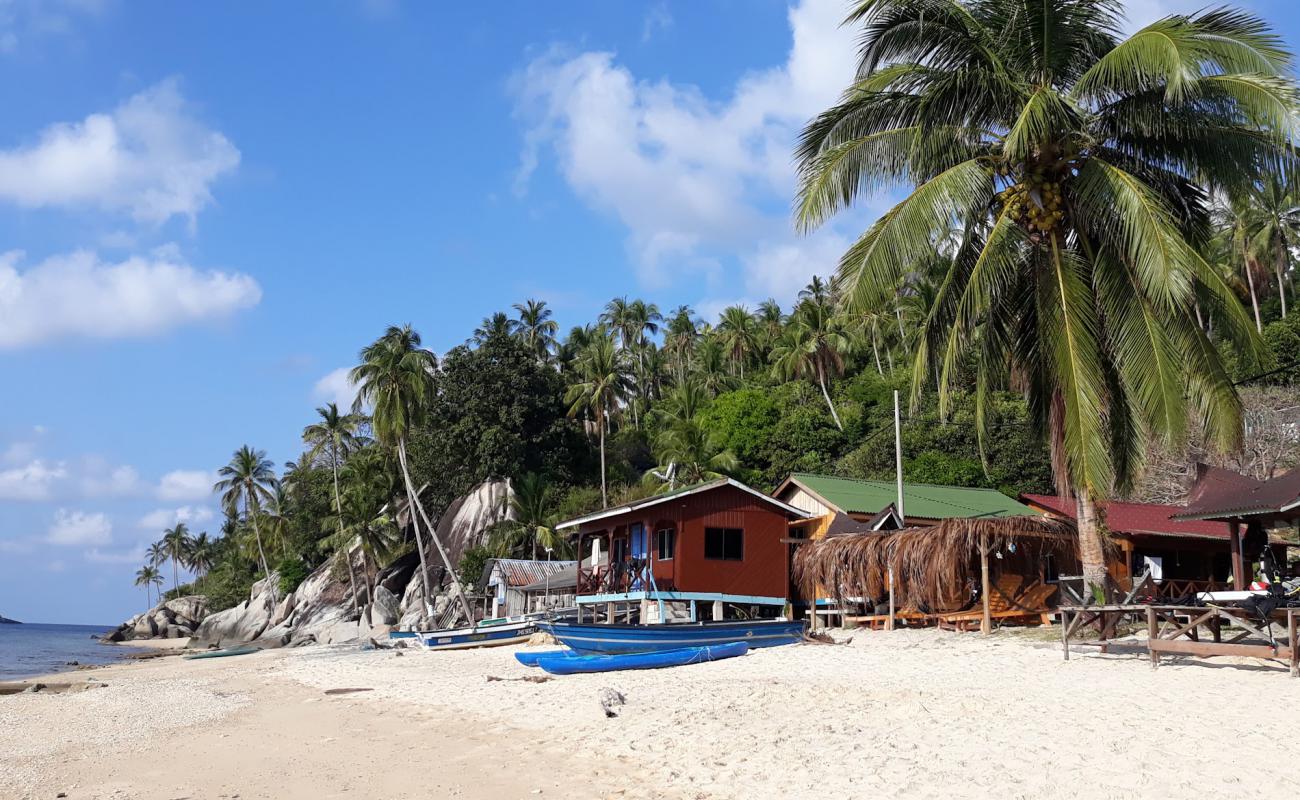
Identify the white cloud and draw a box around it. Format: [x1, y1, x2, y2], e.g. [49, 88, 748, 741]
[313, 367, 359, 411]
[0, 0, 106, 57]
[0, 459, 67, 501]
[0, 78, 240, 224]
[0, 247, 261, 349]
[512, 0, 859, 297]
[47, 509, 112, 546]
[138, 505, 214, 531]
[85, 545, 147, 564]
[157, 469, 217, 502]
[78, 458, 142, 497]
[641, 3, 672, 42]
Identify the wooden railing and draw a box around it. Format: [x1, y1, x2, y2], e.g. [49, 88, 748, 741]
[577, 559, 669, 595]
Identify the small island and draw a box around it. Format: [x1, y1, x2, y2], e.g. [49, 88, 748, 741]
[0, 615, 21, 624]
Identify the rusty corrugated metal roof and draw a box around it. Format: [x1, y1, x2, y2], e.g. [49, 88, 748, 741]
[482, 558, 578, 589]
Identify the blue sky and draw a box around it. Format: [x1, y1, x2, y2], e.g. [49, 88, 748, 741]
[0, 0, 1289, 624]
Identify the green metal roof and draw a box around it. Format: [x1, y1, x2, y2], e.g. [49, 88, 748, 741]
[784, 473, 1036, 520]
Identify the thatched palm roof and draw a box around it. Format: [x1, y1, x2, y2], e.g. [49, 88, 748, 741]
[792, 515, 1081, 612]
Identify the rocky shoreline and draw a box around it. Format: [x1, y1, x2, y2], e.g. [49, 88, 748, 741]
[0, 615, 20, 624]
[101, 479, 509, 650]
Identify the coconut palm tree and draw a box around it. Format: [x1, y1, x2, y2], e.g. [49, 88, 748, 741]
[214, 446, 279, 591]
[692, 338, 737, 397]
[663, 306, 700, 383]
[796, 0, 1281, 592]
[1215, 197, 1266, 332]
[160, 522, 193, 595]
[490, 472, 568, 560]
[145, 541, 166, 571]
[351, 325, 467, 621]
[303, 402, 367, 611]
[1246, 174, 1300, 319]
[471, 312, 514, 346]
[772, 300, 850, 430]
[323, 452, 401, 608]
[185, 532, 216, 595]
[511, 299, 560, 363]
[755, 299, 785, 360]
[134, 565, 163, 612]
[565, 335, 632, 507]
[716, 305, 757, 378]
[647, 419, 739, 489]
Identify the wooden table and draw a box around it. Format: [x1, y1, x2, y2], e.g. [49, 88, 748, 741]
[1059, 604, 1300, 677]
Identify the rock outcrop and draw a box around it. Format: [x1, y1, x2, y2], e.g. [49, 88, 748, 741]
[110, 480, 515, 649]
[0, 614, 20, 624]
[100, 596, 209, 642]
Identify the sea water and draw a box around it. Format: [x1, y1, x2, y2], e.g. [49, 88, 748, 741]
[0, 622, 125, 680]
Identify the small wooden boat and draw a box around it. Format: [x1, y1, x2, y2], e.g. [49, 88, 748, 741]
[182, 646, 261, 660]
[534, 642, 749, 675]
[418, 619, 538, 651]
[538, 619, 804, 654]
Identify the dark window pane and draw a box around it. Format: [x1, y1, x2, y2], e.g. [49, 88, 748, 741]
[657, 529, 675, 560]
[704, 528, 742, 561]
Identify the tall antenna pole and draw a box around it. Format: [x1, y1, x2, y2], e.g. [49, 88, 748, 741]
[893, 390, 905, 523]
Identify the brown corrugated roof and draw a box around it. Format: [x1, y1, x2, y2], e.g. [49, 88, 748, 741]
[481, 559, 577, 589]
[1173, 463, 1300, 521]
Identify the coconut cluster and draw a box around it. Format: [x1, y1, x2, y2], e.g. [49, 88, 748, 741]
[997, 173, 1067, 233]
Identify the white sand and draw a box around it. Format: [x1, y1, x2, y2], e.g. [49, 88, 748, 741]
[5, 629, 1300, 798]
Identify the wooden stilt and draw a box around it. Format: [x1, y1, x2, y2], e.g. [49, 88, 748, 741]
[980, 534, 991, 635]
[1060, 609, 1070, 660]
[1147, 606, 1159, 670]
[887, 567, 896, 632]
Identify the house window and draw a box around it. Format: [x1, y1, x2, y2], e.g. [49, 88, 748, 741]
[612, 537, 627, 564]
[656, 528, 676, 561]
[704, 527, 743, 561]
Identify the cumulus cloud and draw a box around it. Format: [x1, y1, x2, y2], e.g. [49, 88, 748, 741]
[138, 505, 215, 531]
[157, 469, 217, 502]
[78, 458, 142, 497]
[0, 248, 261, 349]
[313, 367, 359, 411]
[512, 0, 858, 295]
[47, 509, 112, 546]
[0, 459, 67, 501]
[0, 78, 240, 224]
[85, 545, 147, 564]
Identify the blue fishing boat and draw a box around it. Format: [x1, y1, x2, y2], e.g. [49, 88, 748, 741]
[537, 619, 804, 654]
[419, 619, 538, 651]
[534, 642, 749, 675]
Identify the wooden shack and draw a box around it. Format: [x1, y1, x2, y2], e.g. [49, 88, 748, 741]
[555, 478, 810, 622]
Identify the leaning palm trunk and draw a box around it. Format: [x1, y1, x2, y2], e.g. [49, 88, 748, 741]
[247, 501, 275, 605]
[1244, 253, 1263, 332]
[1276, 246, 1289, 318]
[403, 467, 476, 627]
[816, 361, 843, 431]
[870, 329, 884, 376]
[329, 444, 361, 613]
[395, 437, 435, 616]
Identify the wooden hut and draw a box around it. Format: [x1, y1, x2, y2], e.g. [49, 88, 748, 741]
[793, 516, 1080, 633]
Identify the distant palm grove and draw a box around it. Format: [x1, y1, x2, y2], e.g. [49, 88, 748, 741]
[140, 0, 1300, 610]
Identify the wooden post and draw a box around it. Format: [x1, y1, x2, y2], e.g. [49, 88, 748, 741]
[1289, 609, 1298, 679]
[1230, 521, 1245, 591]
[1060, 609, 1070, 660]
[980, 534, 991, 635]
[1147, 606, 1159, 670]
[887, 567, 896, 631]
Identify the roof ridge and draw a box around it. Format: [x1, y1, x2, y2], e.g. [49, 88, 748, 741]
[794, 473, 1008, 494]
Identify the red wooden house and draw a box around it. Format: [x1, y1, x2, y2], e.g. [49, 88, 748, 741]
[556, 478, 810, 622]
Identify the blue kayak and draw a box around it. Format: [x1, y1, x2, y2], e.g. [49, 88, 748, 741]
[535, 642, 749, 675]
[515, 648, 579, 667]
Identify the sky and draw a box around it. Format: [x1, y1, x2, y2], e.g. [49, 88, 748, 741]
[0, 0, 1288, 624]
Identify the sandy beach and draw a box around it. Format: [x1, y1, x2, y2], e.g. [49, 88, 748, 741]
[4, 629, 1300, 799]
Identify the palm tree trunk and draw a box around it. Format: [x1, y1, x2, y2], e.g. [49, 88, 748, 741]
[1276, 246, 1289, 318]
[816, 362, 843, 431]
[598, 413, 608, 508]
[894, 306, 909, 356]
[395, 438, 435, 616]
[246, 496, 274, 604]
[171, 558, 178, 597]
[1245, 262, 1263, 332]
[1075, 492, 1109, 600]
[870, 329, 884, 376]
[330, 444, 361, 614]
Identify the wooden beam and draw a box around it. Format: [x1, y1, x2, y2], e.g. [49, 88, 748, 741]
[1231, 522, 1245, 591]
[1147, 639, 1283, 660]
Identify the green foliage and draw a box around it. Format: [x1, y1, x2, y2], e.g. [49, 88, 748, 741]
[201, 557, 258, 613]
[408, 331, 588, 515]
[276, 557, 310, 596]
[1261, 315, 1300, 385]
[458, 545, 493, 592]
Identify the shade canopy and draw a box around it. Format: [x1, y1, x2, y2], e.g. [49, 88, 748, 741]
[793, 515, 1080, 612]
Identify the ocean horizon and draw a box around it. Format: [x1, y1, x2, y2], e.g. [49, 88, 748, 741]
[0, 622, 126, 680]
